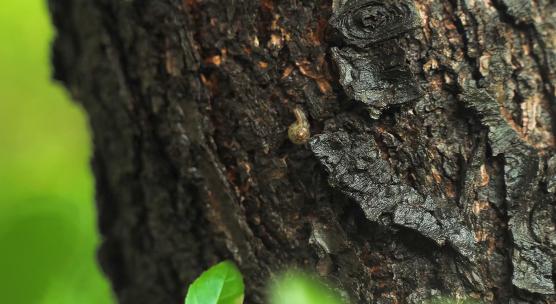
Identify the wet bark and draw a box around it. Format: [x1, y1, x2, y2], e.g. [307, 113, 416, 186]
[49, 0, 556, 303]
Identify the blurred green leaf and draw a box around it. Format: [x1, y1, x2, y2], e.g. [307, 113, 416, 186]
[269, 271, 346, 304]
[0, 199, 77, 303]
[0, 1, 113, 303]
[185, 261, 245, 304]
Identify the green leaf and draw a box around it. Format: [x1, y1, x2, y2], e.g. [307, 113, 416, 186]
[269, 271, 346, 304]
[185, 261, 244, 304]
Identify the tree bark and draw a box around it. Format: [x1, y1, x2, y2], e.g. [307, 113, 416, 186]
[49, 0, 556, 303]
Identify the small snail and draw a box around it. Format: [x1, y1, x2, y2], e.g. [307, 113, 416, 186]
[288, 106, 310, 145]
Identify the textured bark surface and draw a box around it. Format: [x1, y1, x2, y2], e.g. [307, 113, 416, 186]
[49, 0, 556, 303]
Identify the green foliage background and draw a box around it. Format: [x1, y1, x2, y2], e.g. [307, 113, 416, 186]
[0, 1, 113, 303]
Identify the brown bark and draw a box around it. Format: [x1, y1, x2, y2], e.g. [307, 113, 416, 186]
[49, 0, 556, 303]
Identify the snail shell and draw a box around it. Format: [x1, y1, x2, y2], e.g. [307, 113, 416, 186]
[288, 107, 310, 145]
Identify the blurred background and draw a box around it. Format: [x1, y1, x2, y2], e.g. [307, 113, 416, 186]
[0, 1, 114, 303]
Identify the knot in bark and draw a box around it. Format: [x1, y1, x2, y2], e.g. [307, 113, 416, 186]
[330, 0, 420, 48]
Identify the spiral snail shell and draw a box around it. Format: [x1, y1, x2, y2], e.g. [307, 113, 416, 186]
[288, 107, 311, 145]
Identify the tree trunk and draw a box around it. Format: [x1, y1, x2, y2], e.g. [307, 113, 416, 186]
[49, 0, 556, 303]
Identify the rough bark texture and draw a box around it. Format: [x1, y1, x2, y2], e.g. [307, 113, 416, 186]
[49, 0, 556, 303]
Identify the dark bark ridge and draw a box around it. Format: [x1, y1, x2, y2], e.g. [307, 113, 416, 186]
[315, 0, 556, 298]
[330, 0, 422, 118]
[49, 0, 556, 303]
